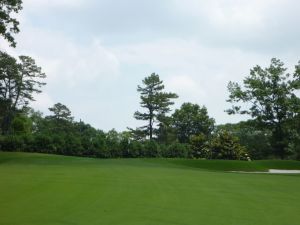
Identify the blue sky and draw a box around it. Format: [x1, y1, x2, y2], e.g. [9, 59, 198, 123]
[1, 0, 300, 131]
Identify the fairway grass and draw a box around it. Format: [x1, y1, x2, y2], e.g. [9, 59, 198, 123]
[1, 152, 300, 225]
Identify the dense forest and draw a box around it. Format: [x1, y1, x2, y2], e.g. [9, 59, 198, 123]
[1, 0, 300, 160]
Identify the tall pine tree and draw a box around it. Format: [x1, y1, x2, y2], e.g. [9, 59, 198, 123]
[133, 73, 178, 140]
[0, 51, 46, 134]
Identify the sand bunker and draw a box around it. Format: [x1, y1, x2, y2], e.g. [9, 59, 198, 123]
[232, 169, 300, 174]
[268, 169, 300, 174]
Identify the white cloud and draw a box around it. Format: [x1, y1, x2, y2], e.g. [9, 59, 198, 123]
[170, 0, 300, 52]
[111, 38, 298, 125]
[41, 39, 120, 88]
[175, 0, 275, 27]
[25, 0, 85, 9]
[1, 21, 121, 119]
[166, 75, 206, 99]
[30, 93, 54, 113]
[167, 75, 198, 91]
[1, 0, 299, 130]
[14, 26, 120, 88]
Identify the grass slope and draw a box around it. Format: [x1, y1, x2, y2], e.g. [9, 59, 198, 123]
[1, 152, 300, 225]
[168, 158, 300, 172]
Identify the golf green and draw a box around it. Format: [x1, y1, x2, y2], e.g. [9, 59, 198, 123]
[1, 152, 300, 225]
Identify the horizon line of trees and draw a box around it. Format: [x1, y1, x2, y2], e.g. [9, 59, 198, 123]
[0, 102, 249, 160]
[1, 0, 300, 160]
[1, 61, 300, 160]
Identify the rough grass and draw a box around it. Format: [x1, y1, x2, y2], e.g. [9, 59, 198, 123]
[1, 152, 300, 225]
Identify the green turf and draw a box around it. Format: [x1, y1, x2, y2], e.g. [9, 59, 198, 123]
[1, 152, 300, 225]
[168, 158, 300, 171]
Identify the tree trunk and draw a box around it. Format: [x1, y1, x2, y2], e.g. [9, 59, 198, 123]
[149, 109, 153, 140]
[149, 117, 153, 140]
[1, 109, 13, 135]
[272, 124, 286, 159]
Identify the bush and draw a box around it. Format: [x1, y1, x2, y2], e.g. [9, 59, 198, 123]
[217, 122, 272, 159]
[0, 135, 25, 151]
[165, 143, 190, 158]
[128, 141, 142, 158]
[209, 130, 249, 160]
[142, 140, 160, 157]
[21, 134, 34, 152]
[64, 134, 83, 156]
[32, 134, 54, 153]
[190, 133, 209, 158]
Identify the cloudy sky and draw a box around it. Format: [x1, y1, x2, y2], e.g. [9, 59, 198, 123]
[1, 0, 300, 131]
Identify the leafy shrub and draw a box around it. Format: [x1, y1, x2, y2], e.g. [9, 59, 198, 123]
[0, 135, 24, 151]
[142, 140, 160, 157]
[32, 134, 54, 153]
[165, 142, 190, 158]
[209, 130, 248, 160]
[128, 141, 142, 158]
[190, 133, 209, 158]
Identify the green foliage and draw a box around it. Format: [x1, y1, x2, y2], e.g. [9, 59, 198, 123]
[106, 129, 121, 158]
[3, 56, 300, 161]
[0, 51, 46, 134]
[128, 140, 143, 157]
[11, 113, 32, 134]
[164, 142, 190, 158]
[155, 115, 177, 144]
[119, 132, 131, 157]
[209, 130, 248, 160]
[0, 135, 24, 151]
[227, 58, 300, 158]
[217, 121, 272, 159]
[190, 133, 210, 158]
[64, 134, 83, 156]
[172, 103, 215, 143]
[33, 134, 54, 153]
[133, 73, 178, 140]
[0, 0, 23, 47]
[47, 103, 73, 122]
[127, 127, 147, 141]
[142, 140, 160, 157]
[0, 0, 299, 164]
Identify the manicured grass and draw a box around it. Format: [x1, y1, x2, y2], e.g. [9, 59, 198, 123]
[168, 158, 300, 172]
[1, 152, 300, 225]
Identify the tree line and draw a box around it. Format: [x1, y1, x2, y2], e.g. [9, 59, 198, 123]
[1, 0, 300, 160]
[0, 100, 248, 160]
